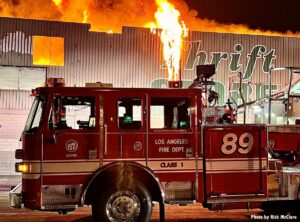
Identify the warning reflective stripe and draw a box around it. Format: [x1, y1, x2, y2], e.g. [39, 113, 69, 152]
[147, 159, 202, 171]
[28, 161, 99, 174]
[205, 158, 267, 171]
[22, 158, 203, 175]
[208, 170, 268, 174]
[154, 170, 198, 173]
[44, 162, 99, 173]
[22, 174, 40, 179]
[103, 158, 203, 171]
[21, 158, 267, 179]
[206, 157, 266, 161]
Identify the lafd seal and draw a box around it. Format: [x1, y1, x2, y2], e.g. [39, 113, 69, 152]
[134, 141, 142, 151]
[65, 140, 78, 152]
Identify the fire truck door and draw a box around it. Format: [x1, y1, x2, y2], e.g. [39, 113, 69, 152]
[104, 92, 146, 159]
[203, 125, 267, 204]
[43, 95, 99, 175]
[148, 96, 197, 178]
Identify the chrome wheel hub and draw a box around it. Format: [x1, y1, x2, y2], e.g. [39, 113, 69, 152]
[106, 190, 141, 222]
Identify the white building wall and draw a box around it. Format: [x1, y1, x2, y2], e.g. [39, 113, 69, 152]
[0, 109, 28, 175]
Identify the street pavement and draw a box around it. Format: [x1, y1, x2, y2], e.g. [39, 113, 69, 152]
[0, 191, 258, 222]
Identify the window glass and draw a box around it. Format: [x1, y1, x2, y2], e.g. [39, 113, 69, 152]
[33, 36, 64, 66]
[118, 98, 142, 129]
[0, 66, 45, 90]
[150, 106, 165, 128]
[25, 97, 44, 132]
[150, 97, 191, 129]
[49, 96, 95, 130]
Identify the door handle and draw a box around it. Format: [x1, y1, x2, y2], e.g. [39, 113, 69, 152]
[50, 131, 64, 144]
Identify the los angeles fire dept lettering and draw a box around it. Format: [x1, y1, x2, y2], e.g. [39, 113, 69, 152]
[156, 139, 188, 153]
[155, 138, 188, 145]
[159, 147, 185, 152]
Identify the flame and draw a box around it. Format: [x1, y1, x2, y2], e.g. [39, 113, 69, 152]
[83, 10, 89, 23]
[0, 0, 299, 38]
[4, 0, 300, 80]
[0, 1, 300, 39]
[153, 0, 188, 81]
[52, 0, 62, 7]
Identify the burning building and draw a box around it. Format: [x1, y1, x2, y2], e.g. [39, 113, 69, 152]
[1, 1, 300, 174]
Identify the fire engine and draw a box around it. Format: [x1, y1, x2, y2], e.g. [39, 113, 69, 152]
[9, 65, 300, 221]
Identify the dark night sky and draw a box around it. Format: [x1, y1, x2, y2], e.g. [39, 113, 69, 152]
[185, 0, 300, 32]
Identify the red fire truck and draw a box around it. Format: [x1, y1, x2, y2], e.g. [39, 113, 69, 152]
[9, 66, 300, 221]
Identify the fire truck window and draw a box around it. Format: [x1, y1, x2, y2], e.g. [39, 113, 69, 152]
[150, 97, 191, 129]
[25, 97, 44, 132]
[50, 96, 95, 130]
[118, 98, 142, 129]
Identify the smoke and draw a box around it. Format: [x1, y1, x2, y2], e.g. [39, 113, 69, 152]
[171, 0, 300, 37]
[0, 0, 299, 37]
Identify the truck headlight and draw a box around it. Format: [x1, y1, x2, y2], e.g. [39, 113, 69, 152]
[15, 162, 30, 173]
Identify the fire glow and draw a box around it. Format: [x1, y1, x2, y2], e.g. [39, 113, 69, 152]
[1, 0, 300, 77]
[0, 0, 299, 38]
[52, 0, 62, 7]
[152, 0, 188, 81]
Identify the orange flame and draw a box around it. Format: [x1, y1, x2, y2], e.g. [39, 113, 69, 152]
[152, 0, 188, 81]
[52, 0, 62, 7]
[83, 10, 89, 23]
[0, 0, 299, 38]
[0, 1, 300, 37]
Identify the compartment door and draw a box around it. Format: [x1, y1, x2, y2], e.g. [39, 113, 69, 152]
[203, 125, 267, 204]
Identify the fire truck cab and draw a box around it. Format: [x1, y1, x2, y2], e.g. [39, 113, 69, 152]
[9, 76, 300, 221]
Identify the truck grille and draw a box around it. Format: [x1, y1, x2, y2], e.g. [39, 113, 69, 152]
[41, 184, 82, 209]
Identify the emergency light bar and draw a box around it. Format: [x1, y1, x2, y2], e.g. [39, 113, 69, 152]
[47, 78, 65, 87]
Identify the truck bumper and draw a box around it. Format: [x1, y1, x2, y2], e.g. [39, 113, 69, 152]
[9, 183, 22, 209]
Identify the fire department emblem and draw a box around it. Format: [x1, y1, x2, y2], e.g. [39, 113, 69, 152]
[65, 140, 79, 153]
[134, 141, 142, 151]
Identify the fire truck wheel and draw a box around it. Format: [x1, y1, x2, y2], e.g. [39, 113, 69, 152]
[92, 180, 152, 222]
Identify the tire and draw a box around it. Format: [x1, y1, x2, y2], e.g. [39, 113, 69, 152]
[92, 180, 152, 222]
